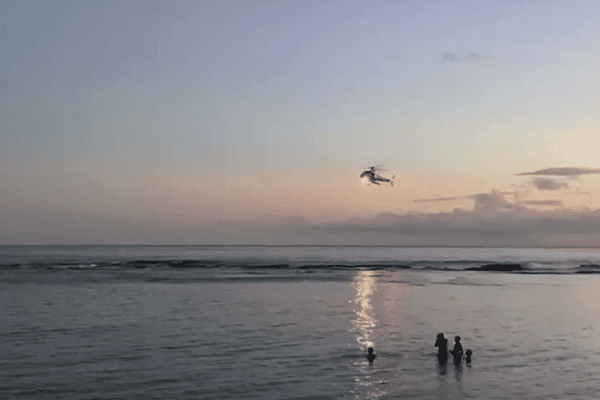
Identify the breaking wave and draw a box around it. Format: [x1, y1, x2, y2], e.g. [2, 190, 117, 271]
[1, 244, 600, 275]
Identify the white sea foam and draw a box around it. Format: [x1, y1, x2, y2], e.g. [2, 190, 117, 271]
[2, 245, 600, 273]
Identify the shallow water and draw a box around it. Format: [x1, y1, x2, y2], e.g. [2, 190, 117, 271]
[2, 247, 600, 398]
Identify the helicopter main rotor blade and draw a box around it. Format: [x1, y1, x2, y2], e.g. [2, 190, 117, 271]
[370, 164, 388, 171]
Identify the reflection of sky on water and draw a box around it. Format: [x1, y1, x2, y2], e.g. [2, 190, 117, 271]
[351, 270, 381, 399]
[354, 270, 377, 350]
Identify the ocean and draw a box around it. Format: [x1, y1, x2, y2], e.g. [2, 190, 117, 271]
[2, 245, 600, 399]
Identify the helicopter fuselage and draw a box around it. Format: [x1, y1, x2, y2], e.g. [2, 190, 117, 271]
[360, 169, 393, 185]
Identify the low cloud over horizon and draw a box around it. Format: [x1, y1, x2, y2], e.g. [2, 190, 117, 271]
[517, 167, 600, 177]
[244, 167, 599, 246]
[414, 196, 461, 203]
[303, 188, 600, 247]
[522, 200, 564, 207]
[531, 177, 570, 191]
[516, 166, 600, 194]
[2, 186, 598, 247]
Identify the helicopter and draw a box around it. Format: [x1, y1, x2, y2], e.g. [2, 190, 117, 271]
[360, 166, 395, 186]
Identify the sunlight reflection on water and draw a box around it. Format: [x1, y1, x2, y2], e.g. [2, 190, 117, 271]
[355, 270, 377, 350]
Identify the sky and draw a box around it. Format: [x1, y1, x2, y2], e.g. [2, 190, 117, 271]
[2, 0, 600, 246]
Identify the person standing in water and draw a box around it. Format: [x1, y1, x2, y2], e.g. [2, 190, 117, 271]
[367, 347, 377, 363]
[435, 333, 448, 365]
[451, 336, 463, 365]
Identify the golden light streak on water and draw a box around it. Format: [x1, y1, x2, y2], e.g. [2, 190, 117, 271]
[354, 270, 378, 350]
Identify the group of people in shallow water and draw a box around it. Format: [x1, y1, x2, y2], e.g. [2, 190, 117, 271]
[435, 333, 472, 366]
[365, 333, 472, 366]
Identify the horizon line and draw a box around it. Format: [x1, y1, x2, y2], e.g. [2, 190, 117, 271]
[2, 244, 600, 249]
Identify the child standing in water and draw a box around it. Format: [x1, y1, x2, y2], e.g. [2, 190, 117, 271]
[465, 349, 472, 363]
[451, 336, 463, 364]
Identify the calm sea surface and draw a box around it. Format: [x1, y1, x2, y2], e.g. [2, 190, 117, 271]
[2, 246, 600, 399]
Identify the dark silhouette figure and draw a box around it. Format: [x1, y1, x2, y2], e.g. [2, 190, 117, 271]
[435, 333, 448, 365]
[360, 167, 395, 186]
[451, 336, 463, 365]
[367, 347, 377, 363]
[465, 349, 472, 364]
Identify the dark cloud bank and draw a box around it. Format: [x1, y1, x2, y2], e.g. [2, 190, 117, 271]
[517, 167, 600, 177]
[531, 177, 569, 191]
[517, 166, 599, 193]
[301, 189, 600, 247]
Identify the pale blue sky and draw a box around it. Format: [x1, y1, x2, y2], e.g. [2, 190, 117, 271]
[2, 0, 600, 244]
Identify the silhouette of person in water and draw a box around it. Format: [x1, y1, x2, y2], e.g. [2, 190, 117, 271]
[367, 347, 377, 363]
[435, 333, 448, 365]
[451, 336, 463, 365]
[465, 349, 472, 364]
